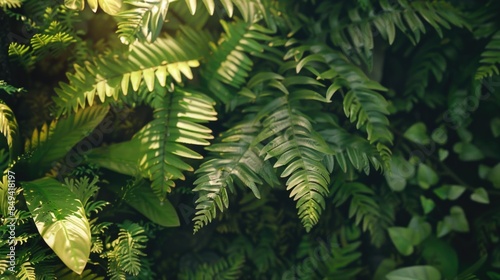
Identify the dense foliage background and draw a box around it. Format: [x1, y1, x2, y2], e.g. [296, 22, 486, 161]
[1, 0, 500, 279]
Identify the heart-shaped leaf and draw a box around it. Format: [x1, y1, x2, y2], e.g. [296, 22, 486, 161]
[417, 163, 438, 189]
[420, 196, 435, 214]
[404, 122, 430, 145]
[388, 227, 414, 256]
[471, 187, 489, 204]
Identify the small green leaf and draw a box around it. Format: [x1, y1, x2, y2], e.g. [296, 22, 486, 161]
[438, 149, 448, 161]
[404, 122, 430, 145]
[431, 127, 447, 145]
[408, 216, 431, 245]
[449, 206, 469, 232]
[478, 164, 491, 179]
[374, 259, 397, 280]
[385, 265, 441, 280]
[453, 142, 484, 161]
[387, 227, 414, 256]
[487, 163, 500, 188]
[420, 196, 435, 214]
[434, 185, 466, 200]
[417, 163, 438, 189]
[490, 117, 500, 137]
[470, 187, 489, 204]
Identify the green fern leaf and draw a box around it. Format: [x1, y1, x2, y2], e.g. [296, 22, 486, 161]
[54, 27, 210, 114]
[254, 81, 333, 232]
[192, 121, 279, 233]
[476, 30, 500, 80]
[0, 0, 22, 8]
[134, 88, 216, 199]
[202, 19, 273, 103]
[117, 0, 169, 45]
[0, 102, 20, 163]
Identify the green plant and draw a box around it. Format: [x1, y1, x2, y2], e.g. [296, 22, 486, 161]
[1, 0, 500, 279]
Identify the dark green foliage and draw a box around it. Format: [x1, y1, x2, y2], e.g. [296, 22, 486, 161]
[1, 0, 500, 279]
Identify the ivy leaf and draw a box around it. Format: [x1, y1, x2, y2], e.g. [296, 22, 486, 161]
[385, 265, 441, 280]
[420, 196, 435, 214]
[387, 227, 414, 256]
[491, 117, 500, 137]
[404, 122, 430, 145]
[408, 216, 431, 245]
[23, 177, 91, 275]
[438, 149, 448, 161]
[470, 187, 489, 204]
[438, 206, 469, 237]
[453, 142, 484, 161]
[487, 163, 500, 188]
[431, 127, 447, 145]
[417, 163, 438, 189]
[433, 185, 466, 200]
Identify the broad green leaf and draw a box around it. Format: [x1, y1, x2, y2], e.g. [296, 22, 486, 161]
[408, 216, 431, 245]
[85, 138, 141, 176]
[109, 180, 180, 227]
[420, 196, 435, 214]
[26, 105, 110, 178]
[470, 187, 489, 204]
[385, 155, 414, 191]
[433, 185, 466, 200]
[422, 237, 458, 279]
[64, 0, 85, 10]
[417, 163, 438, 189]
[98, 0, 121, 15]
[385, 265, 441, 280]
[387, 227, 414, 256]
[487, 163, 500, 188]
[491, 117, 500, 137]
[23, 177, 91, 275]
[404, 122, 430, 145]
[453, 142, 484, 161]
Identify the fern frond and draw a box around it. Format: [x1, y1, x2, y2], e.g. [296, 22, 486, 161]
[116, 0, 170, 45]
[295, 45, 393, 167]
[8, 42, 35, 70]
[296, 227, 363, 280]
[323, 0, 467, 65]
[54, 27, 210, 114]
[179, 253, 245, 280]
[202, 18, 274, 103]
[104, 222, 148, 278]
[254, 77, 333, 232]
[192, 121, 279, 233]
[318, 117, 384, 174]
[65, 0, 121, 15]
[0, 80, 25, 95]
[476, 30, 500, 80]
[135, 87, 216, 199]
[332, 181, 391, 246]
[404, 42, 447, 98]
[0, 0, 22, 9]
[0, 102, 20, 163]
